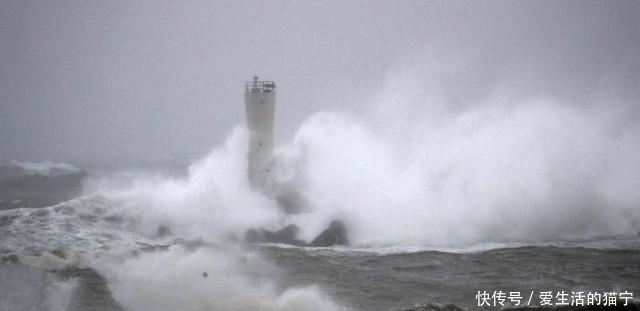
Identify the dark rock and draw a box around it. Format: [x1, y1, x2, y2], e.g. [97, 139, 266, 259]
[260, 224, 298, 242]
[243, 220, 349, 247]
[258, 228, 277, 241]
[244, 224, 307, 246]
[271, 224, 307, 246]
[274, 224, 299, 239]
[244, 228, 261, 244]
[310, 220, 349, 247]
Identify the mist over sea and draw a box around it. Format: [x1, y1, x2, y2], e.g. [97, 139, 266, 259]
[2, 86, 640, 310]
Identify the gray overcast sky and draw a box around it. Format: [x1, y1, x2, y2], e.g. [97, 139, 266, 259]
[1, 0, 639, 165]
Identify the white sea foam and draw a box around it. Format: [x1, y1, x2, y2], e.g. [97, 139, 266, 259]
[9, 160, 80, 176]
[5, 58, 638, 311]
[81, 63, 640, 248]
[93, 246, 348, 311]
[274, 69, 640, 246]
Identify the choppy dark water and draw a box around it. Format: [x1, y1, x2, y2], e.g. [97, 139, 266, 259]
[1, 198, 639, 311]
[261, 243, 640, 310]
[3, 241, 639, 311]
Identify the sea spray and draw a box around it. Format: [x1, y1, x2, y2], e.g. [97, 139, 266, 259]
[86, 92, 640, 247]
[66, 62, 640, 311]
[93, 246, 348, 311]
[266, 65, 640, 246]
[84, 127, 283, 242]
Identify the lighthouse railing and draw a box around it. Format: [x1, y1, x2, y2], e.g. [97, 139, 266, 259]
[245, 81, 276, 93]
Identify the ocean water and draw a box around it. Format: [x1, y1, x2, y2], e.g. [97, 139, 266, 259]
[263, 241, 640, 310]
[2, 94, 640, 310]
[1, 193, 639, 311]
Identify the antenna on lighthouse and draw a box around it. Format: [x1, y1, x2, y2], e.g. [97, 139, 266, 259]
[244, 76, 276, 190]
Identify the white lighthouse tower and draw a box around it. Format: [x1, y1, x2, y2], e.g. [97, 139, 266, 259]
[245, 76, 276, 190]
